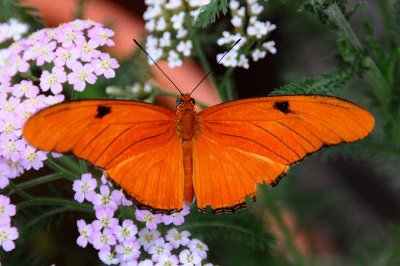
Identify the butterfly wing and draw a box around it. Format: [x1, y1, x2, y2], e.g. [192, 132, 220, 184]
[23, 100, 184, 213]
[194, 95, 374, 212]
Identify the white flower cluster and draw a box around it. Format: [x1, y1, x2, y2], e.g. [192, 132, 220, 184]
[217, 0, 277, 68]
[0, 18, 29, 44]
[144, 0, 211, 68]
[106, 81, 155, 101]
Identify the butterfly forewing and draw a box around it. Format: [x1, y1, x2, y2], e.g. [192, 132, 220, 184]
[194, 95, 374, 212]
[23, 100, 184, 213]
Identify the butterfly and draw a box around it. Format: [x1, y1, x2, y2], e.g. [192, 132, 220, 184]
[23, 92, 374, 214]
[23, 39, 374, 214]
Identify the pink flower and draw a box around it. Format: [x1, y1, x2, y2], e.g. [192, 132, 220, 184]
[115, 240, 141, 262]
[162, 203, 190, 226]
[0, 225, 18, 252]
[79, 39, 101, 62]
[91, 228, 117, 250]
[99, 246, 120, 265]
[72, 173, 97, 203]
[88, 26, 115, 46]
[12, 55, 29, 73]
[113, 219, 138, 242]
[0, 160, 11, 188]
[70, 19, 96, 31]
[138, 228, 161, 252]
[0, 96, 20, 115]
[20, 146, 47, 170]
[12, 80, 39, 99]
[155, 254, 179, 266]
[35, 41, 57, 66]
[92, 185, 118, 211]
[179, 249, 202, 266]
[148, 238, 173, 262]
[0, 81, 12, 99]
[165, 229, 191, 249]
[92, 208, 118, 230]
[0, 139, 25, 162]
[76, 219, 93, 248]
[40, 67, 67, 94]
[0, 195, 16, 225]
[67, 62, 97, 91]
[54, 46, 80, 69]
[135, 209, 162, 230]
[94, 53, 119, 78]
[0, 114, 23, 140]
[1, 159, 22, 180]
[55, 27, 85, 48]
[188, 239, 208, 260]
[138, 259, 154, 266]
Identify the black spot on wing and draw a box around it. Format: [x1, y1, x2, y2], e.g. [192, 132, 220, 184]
[273, 101, 290, 114]
[96, 105, 111, 118]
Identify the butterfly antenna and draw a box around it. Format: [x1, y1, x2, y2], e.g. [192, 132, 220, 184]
[133, 39, 183, 95]
[190, 39, 241, 96]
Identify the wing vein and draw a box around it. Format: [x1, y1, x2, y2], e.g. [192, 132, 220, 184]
[276, 120, 318, 149]
[104, 124, 174, 168]
[77, 124, 111, 155]
[251, 122, 301, 159]
[93, 124, 136, 165]
[211, 132, 290, 164]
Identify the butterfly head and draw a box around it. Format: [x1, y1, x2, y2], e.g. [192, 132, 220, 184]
[176, 93, 196, 111]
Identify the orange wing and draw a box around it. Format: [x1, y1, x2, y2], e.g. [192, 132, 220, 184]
[194, 95, 374, 212]
[23, 100, 184, 213]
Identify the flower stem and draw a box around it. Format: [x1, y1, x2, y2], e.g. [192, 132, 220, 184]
[318, 2, 391, 102]
[17, 197, 92, 212]
[45, 158, 79, 181]
[57, 155, 82, 173]
[20, 207, 68, 234]
[79, 160, 89, 173]
[190, 29, 223, 101]
[9, 181, 33, 199]
[75, 0, 86, 20]
[7, 173, 66, 196]
[264, 190, 304, 265]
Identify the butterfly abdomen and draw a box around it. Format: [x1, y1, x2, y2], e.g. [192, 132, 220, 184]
[182, 140, 194, 203]
[176, 109, 197, 203]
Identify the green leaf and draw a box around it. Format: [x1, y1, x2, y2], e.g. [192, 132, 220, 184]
[194, 0, 228, 28]
[0, 0, 43, 30]
[181, 208, 273, 251]
[270, 67, 359, 96]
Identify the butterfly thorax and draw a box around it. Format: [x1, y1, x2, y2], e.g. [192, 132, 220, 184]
[176, 94, 197, 141]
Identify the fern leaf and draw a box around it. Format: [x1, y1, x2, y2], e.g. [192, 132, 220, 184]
[194, 0, 228, 28]
[270, 67, 357, 96]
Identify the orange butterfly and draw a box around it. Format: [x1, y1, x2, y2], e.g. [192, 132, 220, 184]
[23, 93, 374, 214]
[23, 39, 374, 214]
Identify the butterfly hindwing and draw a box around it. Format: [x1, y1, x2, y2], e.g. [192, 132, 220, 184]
[194, 95, 374, 212]
[23, 100, 184, 213]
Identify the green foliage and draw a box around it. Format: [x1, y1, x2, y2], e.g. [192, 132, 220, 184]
[303, 0, 365, 30]
[0, 0, 43, 30]
[182, 207, 273, 251]
[194, 0, 228, 28]
[271, 66, 359, 96]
